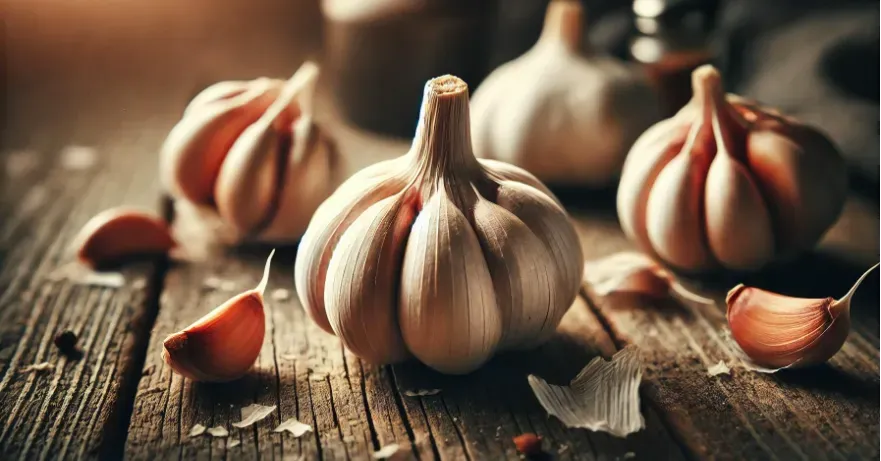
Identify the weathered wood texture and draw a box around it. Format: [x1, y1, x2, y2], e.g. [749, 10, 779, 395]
[570, 195, 880, 461]
[124, 245, 686, 460]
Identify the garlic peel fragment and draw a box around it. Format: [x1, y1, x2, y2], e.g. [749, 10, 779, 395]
[273, 417, 312, 437]
[528, 346, 644, 438]
[162, 250, 274, 382]
[726, 263, 878, 369]
[582, 252, 714, 304]
[233, 404, 277, 428]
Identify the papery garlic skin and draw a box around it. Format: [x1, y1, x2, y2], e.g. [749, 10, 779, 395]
[295, 75, 583, 374]
[470, 0, 659, 186]
[618, 65, 847, 273]
[159, 62, 339, 244]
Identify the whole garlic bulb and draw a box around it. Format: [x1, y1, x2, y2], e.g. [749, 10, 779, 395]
[470, 0, 660, 186]
[160, 62, 339, 243]
[295, 75, 583, 374]
[618, 65, 847, 273]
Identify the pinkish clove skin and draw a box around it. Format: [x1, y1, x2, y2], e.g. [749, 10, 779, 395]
[162, 250, 274, 382]
[74, 208, 176, 269]
[726, 263, 878, 369]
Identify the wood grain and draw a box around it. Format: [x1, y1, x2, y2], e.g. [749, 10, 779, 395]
[571, 195, 880, 461]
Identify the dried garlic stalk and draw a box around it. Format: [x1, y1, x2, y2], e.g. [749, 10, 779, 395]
[528, 346, 644, 437]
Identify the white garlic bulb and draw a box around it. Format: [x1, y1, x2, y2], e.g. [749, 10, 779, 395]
[470, 0, 660, 186]
[160, 62, 339, 243]
[295, 75, 583, 374]
[617, 65, 847, 273]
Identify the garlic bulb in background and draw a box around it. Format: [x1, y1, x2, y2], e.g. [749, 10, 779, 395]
[617, 65, 847, 273]
[295, 75, 583, 374]
[470, 0, 660, 187]
[160, 62, 339, 244]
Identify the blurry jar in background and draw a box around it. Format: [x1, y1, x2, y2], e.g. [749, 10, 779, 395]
[628, 0, 718, 116]
[322, 0, 488, 138]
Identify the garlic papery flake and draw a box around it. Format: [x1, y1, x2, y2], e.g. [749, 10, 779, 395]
[295, 75, 583, 374]
[470, 0, 660, 187]
[618, 65, 847, 273]
[162, 250, 274, 382]
[726, 263, 878, 369]
[160, 62, 339, 243]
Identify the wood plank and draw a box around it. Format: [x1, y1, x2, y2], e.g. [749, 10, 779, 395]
[0, 116, 173, 459]
[570, 194, 880, 461]
[124, 234, 688, 460]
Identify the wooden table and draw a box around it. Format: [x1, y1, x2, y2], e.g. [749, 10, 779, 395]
[1, 3, 878, 459]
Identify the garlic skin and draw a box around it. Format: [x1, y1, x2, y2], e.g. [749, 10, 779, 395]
[162, 250, 274, 382]
[618, 65, 847, 273]
[295, 75, 583, 374]
[159, 62, 339, 243]
[726, 263, 878, 369]
[470, 0, 660, 186]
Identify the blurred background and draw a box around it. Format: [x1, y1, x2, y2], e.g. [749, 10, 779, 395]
[2, 0, 878, 196]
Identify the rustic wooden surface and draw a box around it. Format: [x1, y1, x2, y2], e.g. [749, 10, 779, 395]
[2, 1, 879, 459]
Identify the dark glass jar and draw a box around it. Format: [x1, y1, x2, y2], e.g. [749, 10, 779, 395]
[628, 0, 718, 116]
[323, 1, 488, 138]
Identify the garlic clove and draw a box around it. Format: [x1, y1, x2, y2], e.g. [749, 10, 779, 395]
[294, 160, 407, 334]
[494, 181, 583, 331]
[478, 158, 557, 205]
[74, 207, 176, 269]
[162, 250, 274, 382]
[160, 79, 281, 204]
[323, 194, 417, 364]
[257, 115, 338, 242]
[184, 80, 263, 114]
[746, 124, 848, 255]
[726, 263, 878, 369]
[398, 190, 502, 374]
[213, 63, 317, 236]
[472, 194, 558, 348]
[704, 153, 774, 270]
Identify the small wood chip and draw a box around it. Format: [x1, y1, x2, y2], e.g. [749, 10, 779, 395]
[21, 362, 54, 373]
[60, 145, 98, 170]
[372, 443, 400, 459]
[707, 361, 731, 377]
[403, 389, 441, 397]
[273, 417, 312, 437]
[232, 404, 276, 428]
[207, 426, 229, 437]
[54, 330, 83, 360]
[189, 424, 206, 437]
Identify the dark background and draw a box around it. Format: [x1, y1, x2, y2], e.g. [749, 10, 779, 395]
[2, 0, 878, 192]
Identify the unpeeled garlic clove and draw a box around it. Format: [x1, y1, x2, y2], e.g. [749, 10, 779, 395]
[162, 250, 275, 382]
[726, 263, 878, 369]
[618, 65, 847, 273]
[73, 207, 176, 269]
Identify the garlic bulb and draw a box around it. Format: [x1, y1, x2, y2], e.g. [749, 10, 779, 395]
[470, 0, 660, 186]
[160, 62, 338, 243]
[163, 250, 274, 382]
[618, 65, 847, 273]
[295, 75, 583, 374]
[726, 263, 878, 369]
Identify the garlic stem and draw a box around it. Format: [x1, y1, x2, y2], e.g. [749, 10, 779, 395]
[833, 262, 879, 310]
[539, 0, 583, 50]
[690, 65, 725, 109]
[410, 76, 479, 184]
[263, 62, 319, 129]
[255, 248, 275, 297]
